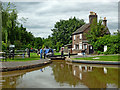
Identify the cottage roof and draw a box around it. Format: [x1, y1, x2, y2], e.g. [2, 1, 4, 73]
[72, 23, 90, 35]
[72, 23, 110, 35]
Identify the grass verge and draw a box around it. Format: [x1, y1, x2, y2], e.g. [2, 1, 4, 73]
[4, 53, 40, 62]
[54, 52, 61, 55]
[72, 55, 119, 61]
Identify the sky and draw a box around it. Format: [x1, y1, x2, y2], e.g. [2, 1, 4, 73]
[2, 0, 119, 38]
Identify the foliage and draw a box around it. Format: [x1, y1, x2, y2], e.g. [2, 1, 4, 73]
[1, 2, 37, 50]
[92, 31, 120, 54]
[14, 40, 22, 49]
[2, 41, 8, 50]
[51, 17, 85, 51]
[33, 37, 43, 49]
[42, 36, 53, 49]
[86, 18, 108, 43]
[85, 18, 120, 54]
[2, 3, 86, 51]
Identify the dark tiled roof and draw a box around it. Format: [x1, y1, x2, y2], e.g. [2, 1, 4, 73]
[72, 23, 110, 35]
[72, 23, 90, 35]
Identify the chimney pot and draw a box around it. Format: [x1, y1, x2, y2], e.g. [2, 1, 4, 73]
[89, 11, 97, 24]
[103, 17, 107, 26]
[104, 17, 106, 20]
[90, 11, 94, 15]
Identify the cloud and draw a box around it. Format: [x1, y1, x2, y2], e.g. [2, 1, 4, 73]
[10, 1, 118, 38]
[1, 0, 119, 2]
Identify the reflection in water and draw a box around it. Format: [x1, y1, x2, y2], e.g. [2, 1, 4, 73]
[40, 69, 43, 72]
[2, 72, 25, 88]
[1, 61, 119, 88]
[103, 67, 107, 74]
[79, 73, 82, 80]
[70, 63, 119, 88]
[51, 61, 81, 87]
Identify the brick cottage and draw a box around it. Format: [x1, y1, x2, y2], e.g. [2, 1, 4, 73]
[72, 11, 110, 55]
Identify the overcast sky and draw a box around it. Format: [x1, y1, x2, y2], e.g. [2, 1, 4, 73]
[2, 0, 119, 38]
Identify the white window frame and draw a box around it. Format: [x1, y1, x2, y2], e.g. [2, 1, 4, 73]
[74, 35, 76, 40]
[74, 44, 75, 49]
[79, 43, 82, 50]
[76, 44, 79, 50]
[80, 34, 82, 39]
[84, 44, 87, 49]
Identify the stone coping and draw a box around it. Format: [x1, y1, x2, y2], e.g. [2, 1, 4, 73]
[66, 59, 120, 65]
[0, 59, 52, 72]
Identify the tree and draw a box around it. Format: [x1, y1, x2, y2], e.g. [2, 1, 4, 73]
[2, 2, 36, 50]
[34, 37, 43, 49]
[43, 36, 53, 49]
[2, 2, 18, 44]
[86, 18, 110, 52]
[51, 17, 85, 51]
[86, 18, 108, 42]
[94, 32, 120, 54]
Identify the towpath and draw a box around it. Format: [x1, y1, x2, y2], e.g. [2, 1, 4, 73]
[0, 59, 51, 72]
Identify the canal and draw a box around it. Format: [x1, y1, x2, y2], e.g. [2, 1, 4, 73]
[1, 61, 119, 88]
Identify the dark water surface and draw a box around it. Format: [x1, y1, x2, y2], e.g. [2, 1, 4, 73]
[1, 61, 119, 88]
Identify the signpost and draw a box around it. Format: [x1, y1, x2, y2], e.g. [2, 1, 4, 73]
[104, 45, 107, 52]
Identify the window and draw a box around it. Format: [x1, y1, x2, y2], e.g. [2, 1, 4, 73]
[74, 44, 75, 49]
[76, 45, 79, 50]
[79, 44, 82, 49]
[80, 34, 82, 39]
[74, 35, 76, 40]
[84, 44, 87, 49]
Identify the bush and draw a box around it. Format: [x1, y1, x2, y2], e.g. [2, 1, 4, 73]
[97, 51, 101, 55]
[92, 34, 119, 55]
[103, 51, 108, 55]
[2, 41, 7, 51]
[14, 40, 22, 50]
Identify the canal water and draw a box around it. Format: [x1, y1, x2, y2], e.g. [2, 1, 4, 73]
[1, 61, 119, 88]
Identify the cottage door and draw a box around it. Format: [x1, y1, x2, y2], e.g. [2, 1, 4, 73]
[89, 46, 93, 54]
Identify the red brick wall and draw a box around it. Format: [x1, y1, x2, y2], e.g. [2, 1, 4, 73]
[82, 26, 90, 40]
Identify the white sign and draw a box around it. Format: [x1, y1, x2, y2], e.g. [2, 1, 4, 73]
[9, 45, 15, 48]
[104, 45, 107, 52]
[90, 46, 92, 49]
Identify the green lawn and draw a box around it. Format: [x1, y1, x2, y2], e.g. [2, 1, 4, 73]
[4, 53, 40, 62]
[54, 52, 61, 55]
[72, 55, 119, 61]
[5, 52, 61, 61]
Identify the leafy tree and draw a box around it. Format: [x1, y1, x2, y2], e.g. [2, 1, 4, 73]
[2, 2, 17, 43]
[86, 18, 108, 43]
[2, 2, 36, 50]
[43, 36, 53, 49]
[86, 18, 110, 53]
[14, 40, 22, 49]
[51, 17, 85, 51]
[91, 30, 120, 54]
[34, 37, 43, 49]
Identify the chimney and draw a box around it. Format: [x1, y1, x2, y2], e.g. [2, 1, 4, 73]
[89, 11, 97, 24]
[103, 17, 107, 26]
